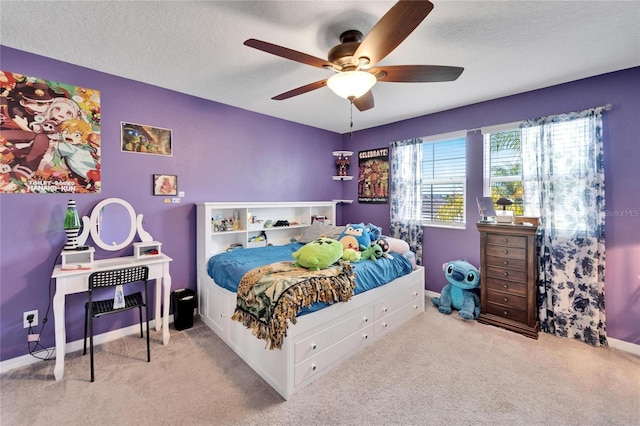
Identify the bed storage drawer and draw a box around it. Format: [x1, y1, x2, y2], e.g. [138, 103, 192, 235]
[294, 307, 373, 364]
[375, 299, 421, 336]
[375, 287, 421, 320]
[294, 323, 373, 386]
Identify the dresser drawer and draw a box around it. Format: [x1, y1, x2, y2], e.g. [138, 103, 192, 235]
[486, 244, 526, 260]
[486, 255, 526, 271]
[485, 303, 528, 323]
[486, 234, 527, 248]
[294, 306, 373, 364]
[486, 266, 528, 283]
[487, 290, 527, 310]
[486, 278, 527, 297]
[294, 323, 373, 386]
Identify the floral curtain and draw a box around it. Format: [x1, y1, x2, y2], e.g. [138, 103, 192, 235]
[389, 139, 423, 265]
[520, 107, 607, 346]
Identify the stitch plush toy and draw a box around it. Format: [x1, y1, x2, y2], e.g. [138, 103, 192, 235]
[431, 260, 481, 320]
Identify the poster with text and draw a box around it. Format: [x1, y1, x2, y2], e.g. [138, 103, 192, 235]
[358, 147, 389, 204]
[0, 71, 101, 193]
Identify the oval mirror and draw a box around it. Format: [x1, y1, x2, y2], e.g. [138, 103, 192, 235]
[89, 198, 137, 251]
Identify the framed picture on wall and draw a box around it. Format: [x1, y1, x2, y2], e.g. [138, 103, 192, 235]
[122, 122, 172, 156]
[153, 174, 177, 196]
[358, 147, 389, 204]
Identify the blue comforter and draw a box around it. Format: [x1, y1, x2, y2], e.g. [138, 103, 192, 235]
[207, 243, 413, 313]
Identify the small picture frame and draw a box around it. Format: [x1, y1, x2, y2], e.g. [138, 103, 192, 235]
[153, 174, 177, 196]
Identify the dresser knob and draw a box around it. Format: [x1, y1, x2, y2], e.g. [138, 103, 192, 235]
[384, 323, 388, 328]
[312, 364, 317, 371]
[503, 283, 509, 289]
[503, 297, 509, 303]
[312, 343, 317, 350]
[503, 249, 509, 254]
[503, 310, 508, 316]
[503, 238, 509, 243]
[503, 260, 509, 265]
[363, 334, 368, 339]
[363, 317, 368, 323]
[503, 272, 509, 277]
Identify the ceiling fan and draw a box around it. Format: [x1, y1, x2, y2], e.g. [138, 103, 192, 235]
[244, 0, 464, 112]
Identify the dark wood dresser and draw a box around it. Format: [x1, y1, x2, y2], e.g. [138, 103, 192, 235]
[476, 222, 539, 339]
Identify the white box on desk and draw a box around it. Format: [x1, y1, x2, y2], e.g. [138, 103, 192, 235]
[61, 247, 95, 270]
[133, 241, 162, 259]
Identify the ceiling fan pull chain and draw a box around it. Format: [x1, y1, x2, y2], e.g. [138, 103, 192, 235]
[350, 101, 354, 138]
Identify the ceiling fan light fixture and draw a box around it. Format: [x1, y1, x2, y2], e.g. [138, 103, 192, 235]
[327, 71, 376, 100]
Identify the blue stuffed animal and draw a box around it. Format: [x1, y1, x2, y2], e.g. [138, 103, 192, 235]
[431, 260, 481, 320]
[337, 223, 371, 252]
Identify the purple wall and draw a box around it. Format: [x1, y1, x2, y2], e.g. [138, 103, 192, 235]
[0, 46, 343, 361]
[1, 45, 638, 364]
[342, 66, 640, 345]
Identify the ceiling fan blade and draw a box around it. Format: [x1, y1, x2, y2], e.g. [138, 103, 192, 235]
[354, 91, 374, 111]
[353, 0, 434, 68]
[372, 65, 464, 82]
[272, 79, 328, 101]
[244, 39, 333, 70]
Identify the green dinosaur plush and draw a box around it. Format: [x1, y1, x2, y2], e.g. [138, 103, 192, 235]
[342, 248, 361, 262]
[292, 237, 343, 270]
[359, 242, 383, 261]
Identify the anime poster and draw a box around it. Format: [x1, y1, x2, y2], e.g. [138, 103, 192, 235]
[0, 71, 101, 194]
[358, 147, 389, 204]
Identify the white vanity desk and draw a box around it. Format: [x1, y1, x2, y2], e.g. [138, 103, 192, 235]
[51, 198, 173, 381]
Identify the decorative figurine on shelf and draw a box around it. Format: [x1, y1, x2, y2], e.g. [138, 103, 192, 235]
[431, 260, 481, 320]
[63, 199, 81, 250]
[335, 153, 350, 177]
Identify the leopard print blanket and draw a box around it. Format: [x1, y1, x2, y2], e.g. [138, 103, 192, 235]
[231, 260, 355, 349]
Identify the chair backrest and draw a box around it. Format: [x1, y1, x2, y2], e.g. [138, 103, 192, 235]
[88, 266, 149, 290]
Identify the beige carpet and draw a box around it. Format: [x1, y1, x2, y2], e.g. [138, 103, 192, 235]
[1, 298, 639, 426]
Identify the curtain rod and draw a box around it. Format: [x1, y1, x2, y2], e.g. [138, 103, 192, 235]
[466, 104, 613, 133]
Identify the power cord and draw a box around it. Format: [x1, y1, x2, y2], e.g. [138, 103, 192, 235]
[26, 252, 60, 361]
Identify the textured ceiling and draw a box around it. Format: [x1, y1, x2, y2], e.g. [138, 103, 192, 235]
[1, 1, 639, 134]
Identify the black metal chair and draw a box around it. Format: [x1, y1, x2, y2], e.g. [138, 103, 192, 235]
[83, 266, 150, 382]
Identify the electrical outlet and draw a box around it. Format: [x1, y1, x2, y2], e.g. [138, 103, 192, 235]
[23, 310, 38, 328]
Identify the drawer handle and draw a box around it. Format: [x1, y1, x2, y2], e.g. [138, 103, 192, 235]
[503, 272, 509, 277]
[503, 249, 509, 254]
[503, 238, 509, 243]
[363, 317, 368, 323]
[383, 307, 388, 313]
[363, 334, 368, 339]
[413, 291, 418, 296]
[503, 297, 509, 303]
[311, 343, 317, 350]
[383, 323, 388, 328]
[413, 305, 418, 309]
[503, 310, 508, 316]
[503, 283, 509, 289]
[503, 260, 509, 266]
[312, 364, 317, 371]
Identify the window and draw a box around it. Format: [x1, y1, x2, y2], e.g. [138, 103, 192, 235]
[482, 123, 523, 215]
[421, 133, 467, 228]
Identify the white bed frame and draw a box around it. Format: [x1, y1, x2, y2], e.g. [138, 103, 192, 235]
[196, 202, 425, 399]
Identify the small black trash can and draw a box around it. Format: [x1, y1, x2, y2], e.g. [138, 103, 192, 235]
[171, 288, 196, 330]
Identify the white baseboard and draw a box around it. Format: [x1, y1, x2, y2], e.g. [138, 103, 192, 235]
[0, 316, 172, 374]
[608, 337, 640, 357]
[424, 290, 640, 356]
